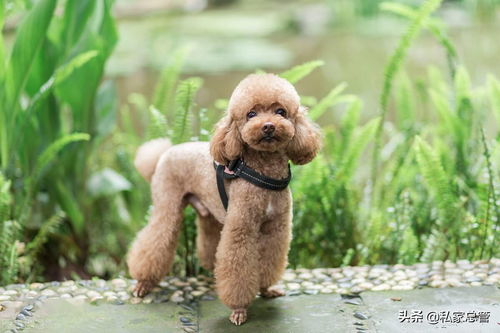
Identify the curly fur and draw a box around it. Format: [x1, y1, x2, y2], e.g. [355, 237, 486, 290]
[127, 73, 321, 325]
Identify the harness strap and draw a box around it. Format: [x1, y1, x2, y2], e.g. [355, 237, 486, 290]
[215, 163, 230, 210]
[214, 158, 291, 211]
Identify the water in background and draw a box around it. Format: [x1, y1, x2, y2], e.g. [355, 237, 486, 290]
[108, 2, 500, 125]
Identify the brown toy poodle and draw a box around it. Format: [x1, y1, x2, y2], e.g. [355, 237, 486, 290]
[127, 73, 321, 325]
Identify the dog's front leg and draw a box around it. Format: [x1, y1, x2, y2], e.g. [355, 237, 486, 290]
[214, 206, 260, 325]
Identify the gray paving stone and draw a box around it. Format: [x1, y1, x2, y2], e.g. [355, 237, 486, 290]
[361, 286, 500, 332]
[1, 286, 498, 332]
[198, 294, 369, 332]
[19, 300, 183, 332]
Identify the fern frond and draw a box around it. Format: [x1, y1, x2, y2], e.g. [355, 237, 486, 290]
[479, 127, 500, 258]
[381, 1, 457, 77]
[308, 82, 349, 121]
[0, 220, 21, 284]
[336, 98, 362, 160]
[279, 60, 324, 84]
[421, 229, 447, 262]
[414, 136, 459, 228]
[337, 117, 380, 183]
[153, 47, 189, 115]
[147, 105, 168, 139]
[395, 72, 415, 129]
[171, 77, 203, 144]
[429, 89, 465, 140]
[372, 0, 443, 188]
[487, 74, 500, 125]
[25, 212, 64, 259]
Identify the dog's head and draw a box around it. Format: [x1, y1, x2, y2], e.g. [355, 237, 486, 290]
[210, 73, 321, 165]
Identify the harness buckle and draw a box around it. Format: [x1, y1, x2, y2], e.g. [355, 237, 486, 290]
[227, 159, 239, 172]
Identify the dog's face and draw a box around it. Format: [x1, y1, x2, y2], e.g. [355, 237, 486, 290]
[239, 102, 296, 152]
[210, 73, 321, 165]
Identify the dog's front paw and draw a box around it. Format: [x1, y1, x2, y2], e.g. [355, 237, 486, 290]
[260, 286, 285, 298]
[133, 280, 156, 297]
[229, 308, 247, 326]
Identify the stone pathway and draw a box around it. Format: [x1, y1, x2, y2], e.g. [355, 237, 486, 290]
[1, 259, 499, 332]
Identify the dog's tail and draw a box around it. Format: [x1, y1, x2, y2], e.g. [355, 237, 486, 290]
[134, 138, 172, 182]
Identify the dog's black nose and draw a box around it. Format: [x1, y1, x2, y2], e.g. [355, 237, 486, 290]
[262, 122, 275, 134]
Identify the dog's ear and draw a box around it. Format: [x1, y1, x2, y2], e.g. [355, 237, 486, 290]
[210, 115, 244, 165]
[286, 106, 322, 165]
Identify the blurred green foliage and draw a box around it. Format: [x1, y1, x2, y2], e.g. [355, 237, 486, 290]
[0, 0, 499, 284]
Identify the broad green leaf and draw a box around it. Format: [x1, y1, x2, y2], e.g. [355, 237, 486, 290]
[54, 181, 84, 234]
[279, 60, 324, 84]
[55, 0, 117, 129]
[55, 50, 99, 84]
[95, 80, 117, 139]
[59, 0, 97, 56]
[28, 50, 99, 111]
[0, 3, 5, 81]
[4, 0, 57, 109]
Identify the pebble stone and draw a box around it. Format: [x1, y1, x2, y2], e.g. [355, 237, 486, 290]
[0, 259, 498, 307]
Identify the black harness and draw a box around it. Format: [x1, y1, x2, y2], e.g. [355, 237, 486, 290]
[214, 158, 291, 210]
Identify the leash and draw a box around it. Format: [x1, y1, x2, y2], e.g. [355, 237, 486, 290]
[213, 158, 291, 210]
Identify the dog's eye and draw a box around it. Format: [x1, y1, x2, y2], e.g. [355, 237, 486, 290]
[275, 108, 287, 117]
[247, 111, 257, 119]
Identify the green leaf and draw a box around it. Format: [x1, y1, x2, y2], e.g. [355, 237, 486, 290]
[95, 80, 117, 138]
[28, 50, 99, 111]
[279, 60, 324, 84]
[308, 82, 349, 121]
[55, 50, 99, 84]
[0, 172, 12, 222]
[54, 181, 84, 234]
[32, 133, 90, 182]
[55, 0, 117, 128]
[4, 0, 57, 109]
[58, 0, 97, 56]
[172, 77, 203, 144]
[0, 3, 6, 82]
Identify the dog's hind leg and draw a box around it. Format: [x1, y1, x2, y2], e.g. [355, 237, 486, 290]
[196, 214, 222, 271]
[127, 167, 186, 297]
[258, 212, 292, 298]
